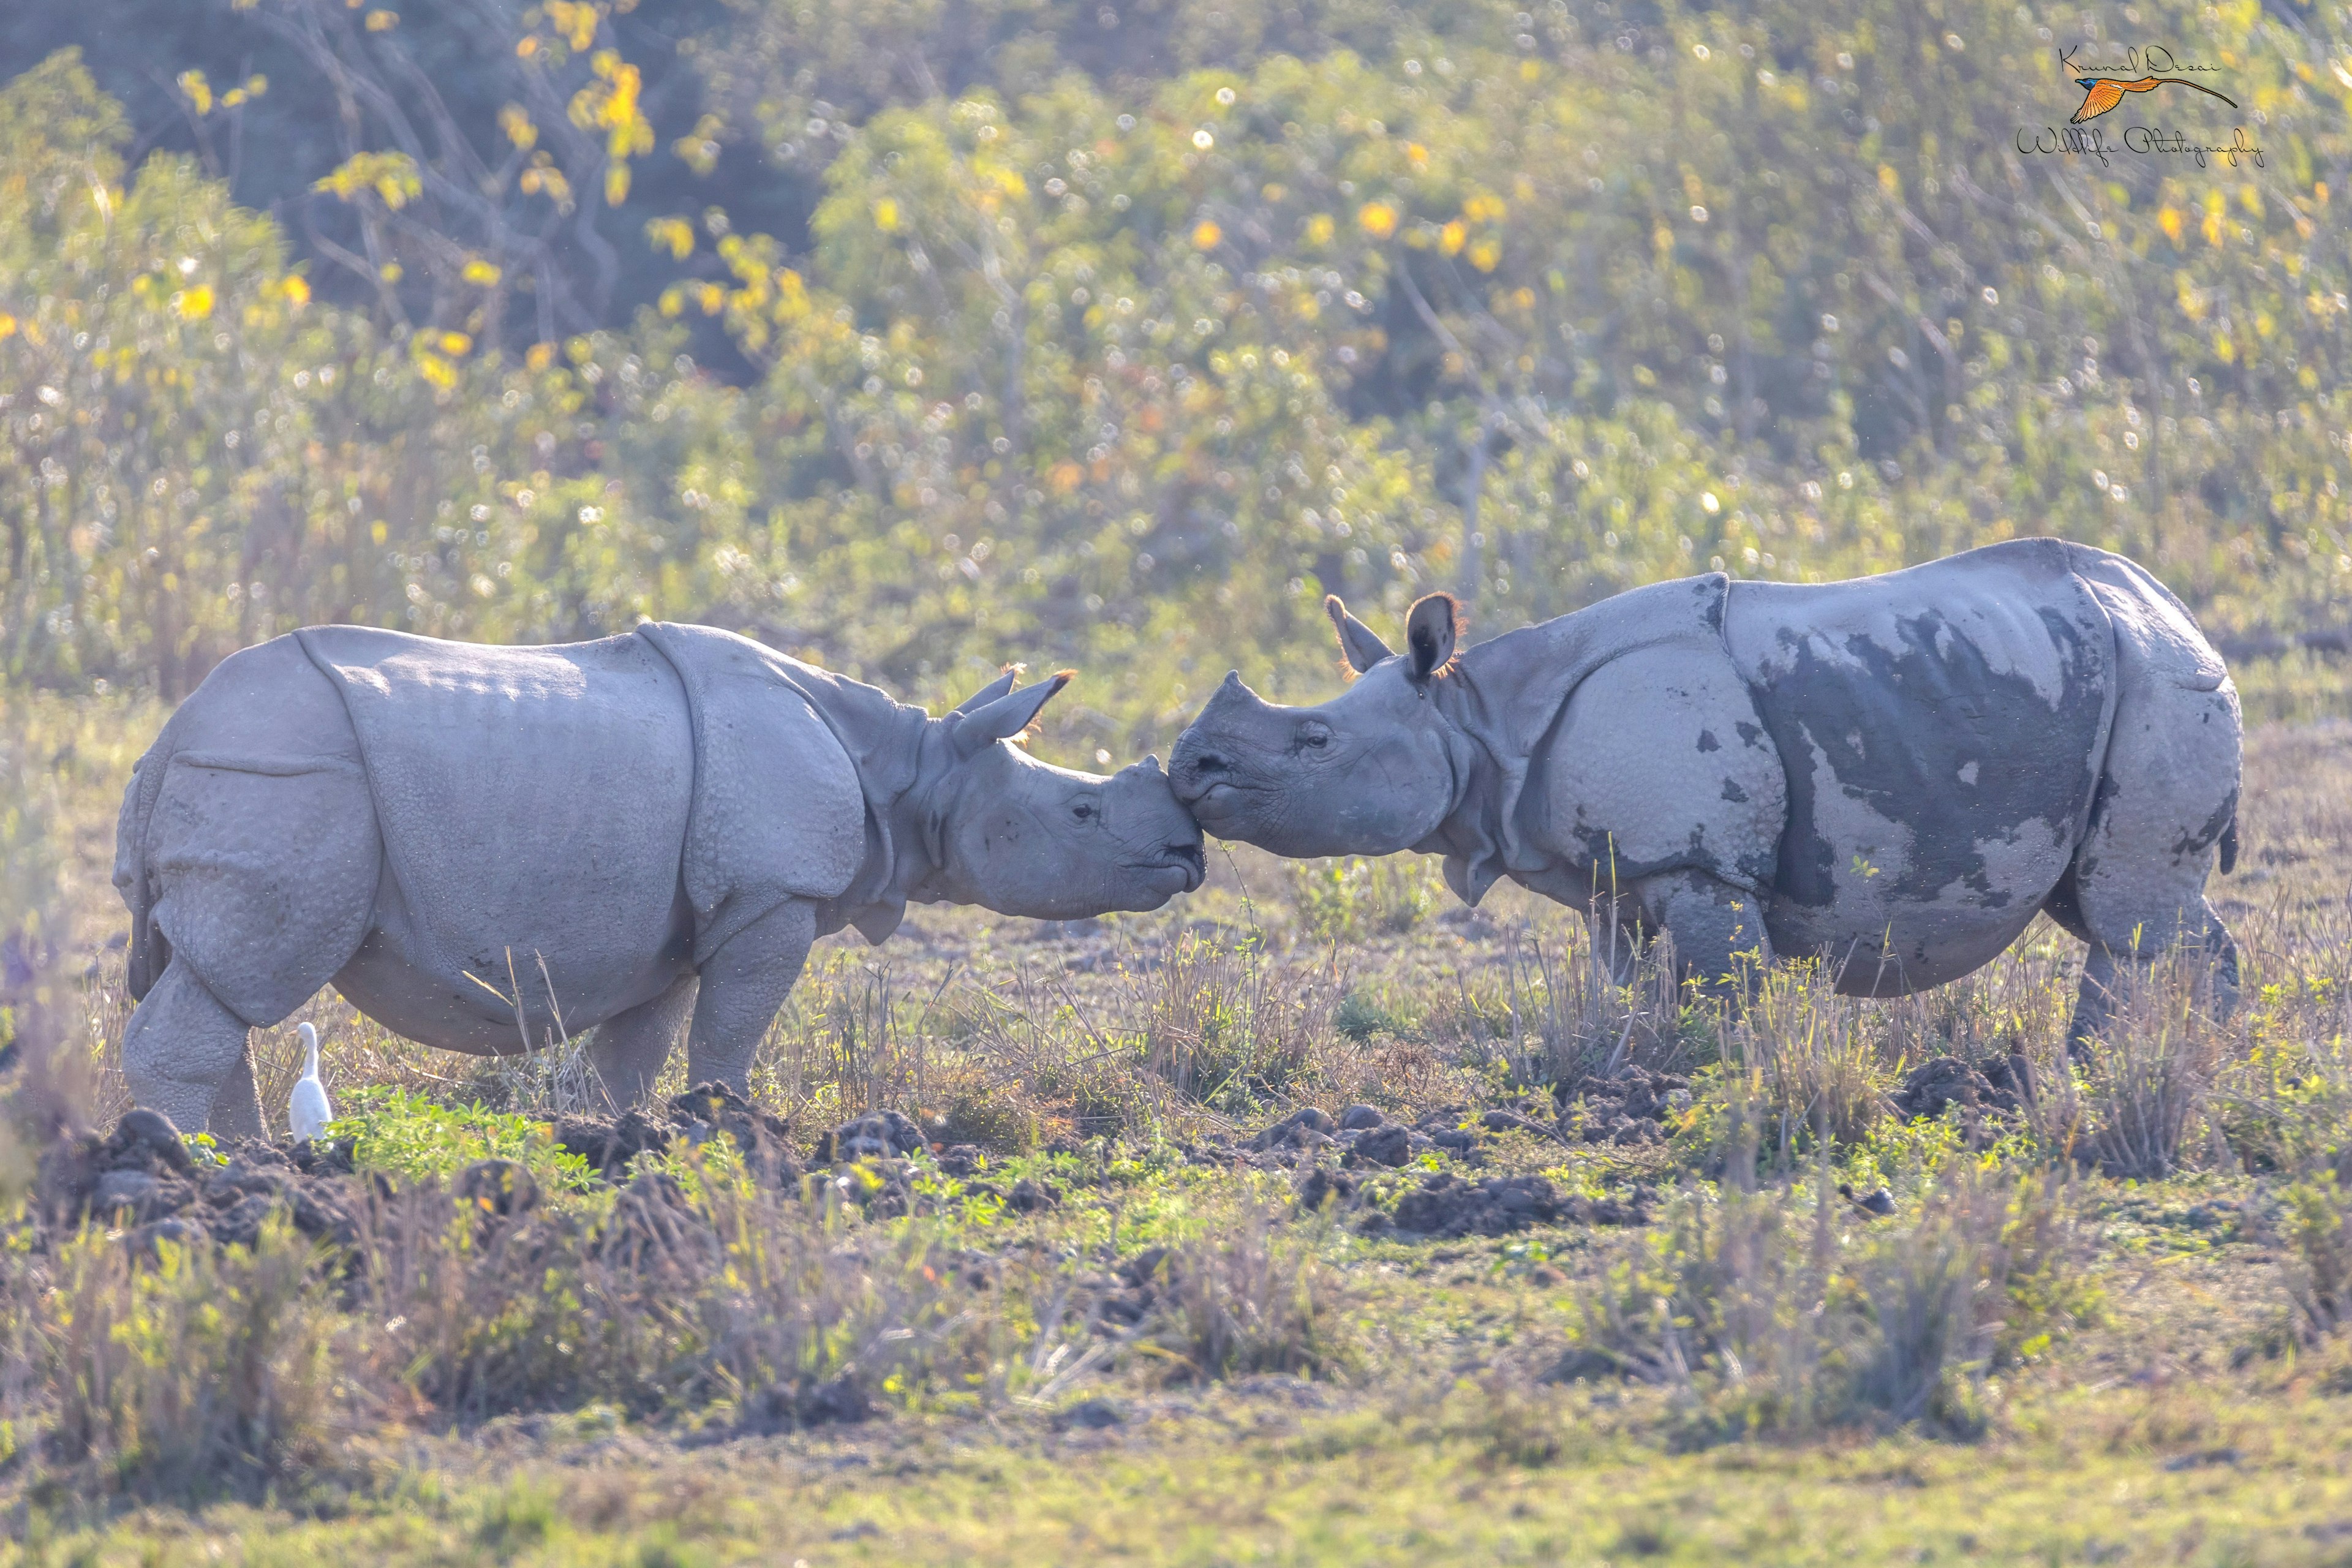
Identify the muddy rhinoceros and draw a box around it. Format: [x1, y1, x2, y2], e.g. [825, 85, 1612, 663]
[114, 622, 1207, 1133]
[1171, 538, 2239, 1043]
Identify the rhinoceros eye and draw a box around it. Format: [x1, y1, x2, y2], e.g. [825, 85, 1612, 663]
[1072, 801, 1096, 820]
[1298, 720, 1331, 749]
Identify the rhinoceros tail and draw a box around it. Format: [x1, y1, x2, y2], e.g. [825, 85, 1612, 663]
[2219, 815, 2239, 875]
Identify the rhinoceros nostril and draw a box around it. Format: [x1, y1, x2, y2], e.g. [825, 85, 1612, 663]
[1192, 753, 1229, 775]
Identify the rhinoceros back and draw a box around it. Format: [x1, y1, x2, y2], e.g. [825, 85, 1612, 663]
[1722, 538, 2120, 989]
[295, 626, 706, 1035]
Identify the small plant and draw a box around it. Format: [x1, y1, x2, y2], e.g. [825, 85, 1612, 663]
[1562, 1160, 2092, 1441]
[1136, 1202, 1354, 1384]
[1332, 990, 1396, 1042]
[1286, 855, 1441, 943]
[2279, 1171, 2352, 1340]
[2073, 952, 2231, 1178]
[42, 1213, 348, 1499]
[329, 1086, 596, 1189]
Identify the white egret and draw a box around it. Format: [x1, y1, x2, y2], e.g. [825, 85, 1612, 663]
[288, 1022, 333, 1142]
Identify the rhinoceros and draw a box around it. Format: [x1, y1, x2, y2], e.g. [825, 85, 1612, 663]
[1171, 538, 2240, 1042]
[113, 622, 1207, 1133]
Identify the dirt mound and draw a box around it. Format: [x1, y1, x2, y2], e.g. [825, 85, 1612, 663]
[1558, 1068, 1692, 1147]
[1379, 1172, 1646, 1239]
[1891, 1055, 2029, 1121]
[37, 1108, 363, 1255]
[554, 1081, 803, 1186]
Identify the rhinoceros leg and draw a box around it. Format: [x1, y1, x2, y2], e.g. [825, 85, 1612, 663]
[1636, 869, 1776, 996]
[588, 972, 699, 1108]
[120, 956, 265, 1138]
[684, 899, 817, 1093]
[2058, 648, 2241, 1051]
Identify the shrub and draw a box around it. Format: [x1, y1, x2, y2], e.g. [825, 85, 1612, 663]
[2070, 953, 2232, 1179]
[1136, 1202, 1354, 1384]
[40, 1213, 347, 1498]
[331, 1087, 597, 1190]
[1561, 1162, 2093, 1441]
[1286, 856, 1442, 944]
[2278, 1173, 2352, 1341]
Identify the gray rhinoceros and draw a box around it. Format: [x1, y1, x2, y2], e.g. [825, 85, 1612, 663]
[1171, 538, 2239, 1042]
[114, 622, 1206, 1133]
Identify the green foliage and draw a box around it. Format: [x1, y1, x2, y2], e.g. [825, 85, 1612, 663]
[41, 1213, 344, 1498]
[6, 1, 2351, 753]
[1287, 854, 1442, 943]
[2280, 1170, 2352, 1339]
[1563, 1162, 2095, 1441]
[330, 1086, 596, 1190]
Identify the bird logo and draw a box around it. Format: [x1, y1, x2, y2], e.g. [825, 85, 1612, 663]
[2070, 75, 2237, 124]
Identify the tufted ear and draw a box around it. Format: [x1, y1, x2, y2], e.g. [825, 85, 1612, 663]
[1325, 595, 1396, 674]
[1404, 592, 1461, 683]
[953, 670, 1072, 758]
[952, 663, 1025, 714]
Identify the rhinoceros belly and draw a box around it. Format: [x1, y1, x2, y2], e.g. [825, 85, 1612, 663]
[1724, 540, 2117, 995]
[298, 627, 696, 1054]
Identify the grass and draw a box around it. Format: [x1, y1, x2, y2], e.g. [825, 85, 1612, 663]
[3, 703, 2352, 1562]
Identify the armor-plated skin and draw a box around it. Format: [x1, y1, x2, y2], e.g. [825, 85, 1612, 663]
[113, 623, 1205, 1134]
[1171, 540, 2240, 1042]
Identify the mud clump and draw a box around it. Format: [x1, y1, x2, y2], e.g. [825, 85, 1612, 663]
[555, 1081, 804, 1187]
[1379, 1172, 1646, 1239]
[817, 1108, 927, 1163]
[1891, 1055, 2028, 1121]
[38, 1109, 363, 1255]
[1559, 1068, 1692, 1147]
[736, 1374, 875, 1435]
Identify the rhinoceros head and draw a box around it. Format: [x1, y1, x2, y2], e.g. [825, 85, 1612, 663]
[919, 670, 1207, 918]
[1169, 594, 1468, 856]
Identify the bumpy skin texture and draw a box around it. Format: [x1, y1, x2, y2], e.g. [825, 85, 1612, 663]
[1172, 540, 2239, 1039]
[115, 624, 1206, 1131]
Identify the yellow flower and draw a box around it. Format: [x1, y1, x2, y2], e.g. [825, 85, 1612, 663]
[1439, 219, 1466, 257]
[1191, 219, 1223, 249]
[526, 342, 556, 371]
[1468, 237, 1501, 272]
[1305, 213, 1335, 245]
[874, 198, 899, 233]
[1358, 201, 1398, 238]
[2158, 206, 2184, 246]
[176, 285, 215, 320]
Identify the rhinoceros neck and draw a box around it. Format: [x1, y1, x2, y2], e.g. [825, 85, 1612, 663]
[734, 648, 951, 941]
[1411, 573, 1733, 903]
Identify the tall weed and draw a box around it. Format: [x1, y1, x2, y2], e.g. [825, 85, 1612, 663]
[40, 1215, 349, 1498]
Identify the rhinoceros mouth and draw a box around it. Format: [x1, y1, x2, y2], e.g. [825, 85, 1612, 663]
[1180, 778, 1247, 814]
[1132, 841, 1207, 891]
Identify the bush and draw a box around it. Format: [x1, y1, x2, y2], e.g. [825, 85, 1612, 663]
[331, 1087, 597, 1190]
[1136, 1202, 1354, 1385]
[1286, 856, 1442, 944]
[40, 1213, 347, 1499]
[2279, 1173, 2352, 1341]
[1561, 1162, 2094, 1441]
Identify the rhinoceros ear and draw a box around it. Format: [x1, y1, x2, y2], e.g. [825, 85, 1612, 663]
[954, 670, 1073, 758]
[1325, 595, 1395, 674]
[951, 663, 1025, 714]
[1405, 592, 1461, 683]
